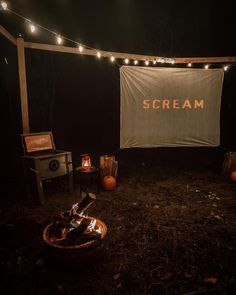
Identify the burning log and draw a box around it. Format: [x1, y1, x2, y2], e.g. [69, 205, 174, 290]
[57, 218, 101, 246]
[61, 192, 96, 220]
[76, 192, 96, 213]
[43, 216, 107, 252]
[66, 218, 92, 241]
[47, 192, 102, 246]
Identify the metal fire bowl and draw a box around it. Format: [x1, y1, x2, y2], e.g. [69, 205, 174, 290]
[43, 216, 107, 256]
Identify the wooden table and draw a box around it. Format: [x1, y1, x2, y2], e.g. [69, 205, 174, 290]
[74, 166, 100, 194]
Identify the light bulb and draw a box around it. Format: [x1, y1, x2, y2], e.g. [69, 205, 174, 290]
[223, 65, 229, 71]
[204, 64, 209, 69]
[188, 63, 192, 67]
[145, 60, 149, 66]
[97, 51, 101, 58]
[153, 60, 157, 65]
[134, 60, 138, 65]
[1, 1, 7, 10]
[56, 36, 62, 45]
[79, 45, 84, 52]
[110, 56, 115, 62]
[30, 24, 36, 33]
[124, 58, 129, 64]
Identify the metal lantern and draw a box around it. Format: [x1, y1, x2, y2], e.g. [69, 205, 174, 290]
[81, 154, 91, 171]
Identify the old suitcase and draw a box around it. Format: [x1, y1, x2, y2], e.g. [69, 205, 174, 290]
[21, 131, 73, 204]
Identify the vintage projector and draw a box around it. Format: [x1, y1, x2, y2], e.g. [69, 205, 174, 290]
[21, 131, 73, 204]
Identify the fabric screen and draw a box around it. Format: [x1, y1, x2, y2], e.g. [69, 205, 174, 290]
[120, 66, 224, 148]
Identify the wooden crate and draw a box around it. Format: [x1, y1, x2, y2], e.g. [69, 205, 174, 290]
[100, 155, 118, 179]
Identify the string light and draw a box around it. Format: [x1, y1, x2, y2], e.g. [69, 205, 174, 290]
[1, 1, 7, 10]
[78, 44, 84, 52]
[160, 58, 164, 64]
[0, 5, 234, 70]
[56, 35, 62, 45]
[223, 65, 229, 71]
[29, 23, 36, 33]
[124, 58, 129, 64]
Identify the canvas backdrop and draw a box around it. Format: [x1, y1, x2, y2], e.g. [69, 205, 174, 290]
[120, 66, 224, 148]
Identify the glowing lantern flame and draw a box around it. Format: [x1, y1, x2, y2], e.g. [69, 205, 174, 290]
[81, 154, 91, 171]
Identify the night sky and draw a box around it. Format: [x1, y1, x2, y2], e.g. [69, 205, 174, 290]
[0, 0, 236, 186]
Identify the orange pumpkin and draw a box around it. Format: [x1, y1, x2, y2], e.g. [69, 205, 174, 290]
[230, 170, 236, 182]
[102, 175, 116, 191]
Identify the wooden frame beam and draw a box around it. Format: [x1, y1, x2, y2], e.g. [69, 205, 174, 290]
[24, 41, 236, 64]
[0, 25, 235, 64]
[0, 25, 17, 45]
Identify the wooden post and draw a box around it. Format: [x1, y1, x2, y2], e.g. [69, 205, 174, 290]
[17, 37, 30, 133]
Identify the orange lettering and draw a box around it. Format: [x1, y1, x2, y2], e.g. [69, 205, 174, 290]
[153, 99, 160, 109]
[182, 99, 192, 109]
[143, 99, 150, 109]
[194, 99, 204, 109]
[173, 99, 180, 109]
[162, 100, 170, 109]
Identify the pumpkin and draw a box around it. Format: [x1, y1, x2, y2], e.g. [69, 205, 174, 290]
[230, 170, 236, 182]
[102, 175, 116, 191]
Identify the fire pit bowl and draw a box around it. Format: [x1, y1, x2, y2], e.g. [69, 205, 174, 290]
[43, 216, 107, 257]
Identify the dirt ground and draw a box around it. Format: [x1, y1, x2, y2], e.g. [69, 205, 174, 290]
[0, 163, 236, 295]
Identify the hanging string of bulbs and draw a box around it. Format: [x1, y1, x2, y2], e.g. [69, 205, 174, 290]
[0, 1, 232, 71]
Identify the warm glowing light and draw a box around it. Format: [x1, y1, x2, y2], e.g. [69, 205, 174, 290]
[30, 24, 36, 33]
[171, 59, 175, 64]
[204, 64, 209, 69]
[124, 58, 129, 64]
[145, 60, 149, 66]
[96, 51, 101, 58]
[1, 1, 7, 10]
[153, 60, 157, 65]
[78, 45, 84, 52]
[81, 154, 91, 171]
[56, 35, 62, 45]
[87, 219, 96, 232]
[161, 58, 164, 63]
[223, 65, 229, 71]
[110, 56, 115, 62]
[134, 60, 138, 65]
[96, 226, 102, 234]
[188, 63, 192, 67]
